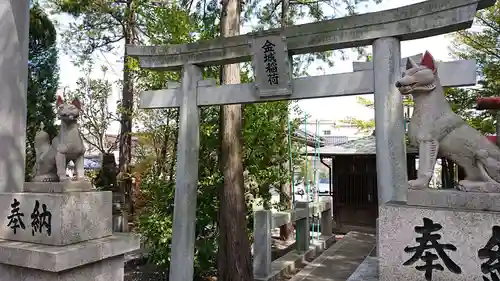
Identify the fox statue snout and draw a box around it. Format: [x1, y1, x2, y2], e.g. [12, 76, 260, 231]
[395, 51, 437, 95]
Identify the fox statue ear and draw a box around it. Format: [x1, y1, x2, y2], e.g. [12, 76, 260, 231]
[406, 57, 418, 70]
[56, 96, 64, 106]
[71, 98, 81, 110]
[420, 51, 436, 72]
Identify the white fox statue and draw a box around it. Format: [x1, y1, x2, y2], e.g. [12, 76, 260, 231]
[31, 96, 86, 182]
[396, 51, 500, 193]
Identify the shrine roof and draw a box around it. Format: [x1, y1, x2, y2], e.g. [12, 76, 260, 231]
[294, 128, 326, 148]
[305, 134, 418, 156]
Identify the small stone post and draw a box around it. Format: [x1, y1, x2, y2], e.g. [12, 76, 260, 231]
[0, 0, 29, 192]
[373, 37, 407, 203]
[320, 199, 333, 237]
[168, 64, 203, 281]
[253, 210, 272, 278]
[295, 201, 310, 251]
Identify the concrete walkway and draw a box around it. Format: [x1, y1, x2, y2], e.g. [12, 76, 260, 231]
[345, 256, 378, 281]
[288, 231, 376, 281]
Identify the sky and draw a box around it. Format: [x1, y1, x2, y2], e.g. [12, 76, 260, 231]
[52, 0, 462, 134]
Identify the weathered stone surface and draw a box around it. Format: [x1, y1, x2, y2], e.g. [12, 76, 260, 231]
[0, 0, 30, 193]
[255, 234, 337, 281]
[354, 56, 476, 88]
[139, 60, 476, 109]
[295, 202, 310, 252]
[254, 210, 272, 278]
[24, 181, 95, 193]
[128, 0, 493, 70]
[373, 37, 407, 203]
[407, 188, 500, 211]
[0, 191, 112, 246]
[353, 54, 423, 72]
[0, 233, 139, 272]
[270, 200, 331, 229]
[168, 65, 202, 281]
[0, 255, 124, 281]
[379, 202, 500, 281]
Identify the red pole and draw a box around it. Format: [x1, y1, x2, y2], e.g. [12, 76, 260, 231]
[476, 97, 500, 147]
[476, 97, 500, 110]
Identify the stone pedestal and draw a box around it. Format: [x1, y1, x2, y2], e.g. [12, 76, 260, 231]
[407, 188, 500, 211]
[379, 196, 500, 281]
[0, 189, 111, 245]
[0, 181, 140, 280]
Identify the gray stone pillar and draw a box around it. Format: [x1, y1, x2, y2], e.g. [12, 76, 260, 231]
[376, 217, 380, 256]
[320, 199, 333, 237]
[373, 37, 407, 203]
[295, 202, 310, 251]
[0, 0, 29, 192]
[169, 64, 202, 281]
[253, 210, 272, 278]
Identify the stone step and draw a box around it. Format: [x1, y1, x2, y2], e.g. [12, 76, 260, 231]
[288, 231, 375, 281]
[0, 233, 140, 281]
[254, 234, 337, 281]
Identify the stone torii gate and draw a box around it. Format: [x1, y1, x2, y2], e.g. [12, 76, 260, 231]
[126, 0, 492, 280]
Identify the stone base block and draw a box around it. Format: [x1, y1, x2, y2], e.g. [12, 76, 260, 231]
[0, 255, 124, 281]
[407, 188, 500, 211]
[0, 234, 140, 281]
[24, 181, 95, 193]
[0, 191, 112, 246]
[379, 202, 500, 281]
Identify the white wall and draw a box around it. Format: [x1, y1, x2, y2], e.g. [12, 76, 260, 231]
[301, 120, 370, 140]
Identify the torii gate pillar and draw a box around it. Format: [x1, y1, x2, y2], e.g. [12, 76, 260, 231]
[0, 0, 30, 192]
[373, 37, 408, 203]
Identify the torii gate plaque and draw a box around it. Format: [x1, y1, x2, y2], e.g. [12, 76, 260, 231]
[250, 32, 292, 97]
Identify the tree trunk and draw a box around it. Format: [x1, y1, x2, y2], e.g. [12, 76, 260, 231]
[117, 0, 135, 232]
[217, 0, 253, 279]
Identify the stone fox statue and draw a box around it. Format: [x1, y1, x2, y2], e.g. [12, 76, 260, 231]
[32, 96, 86, 182]
[396, 51, 500, 193]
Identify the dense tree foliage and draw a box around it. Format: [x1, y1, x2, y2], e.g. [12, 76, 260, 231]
[26, 2, 59, 180]
[450, 1, 500, 134]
